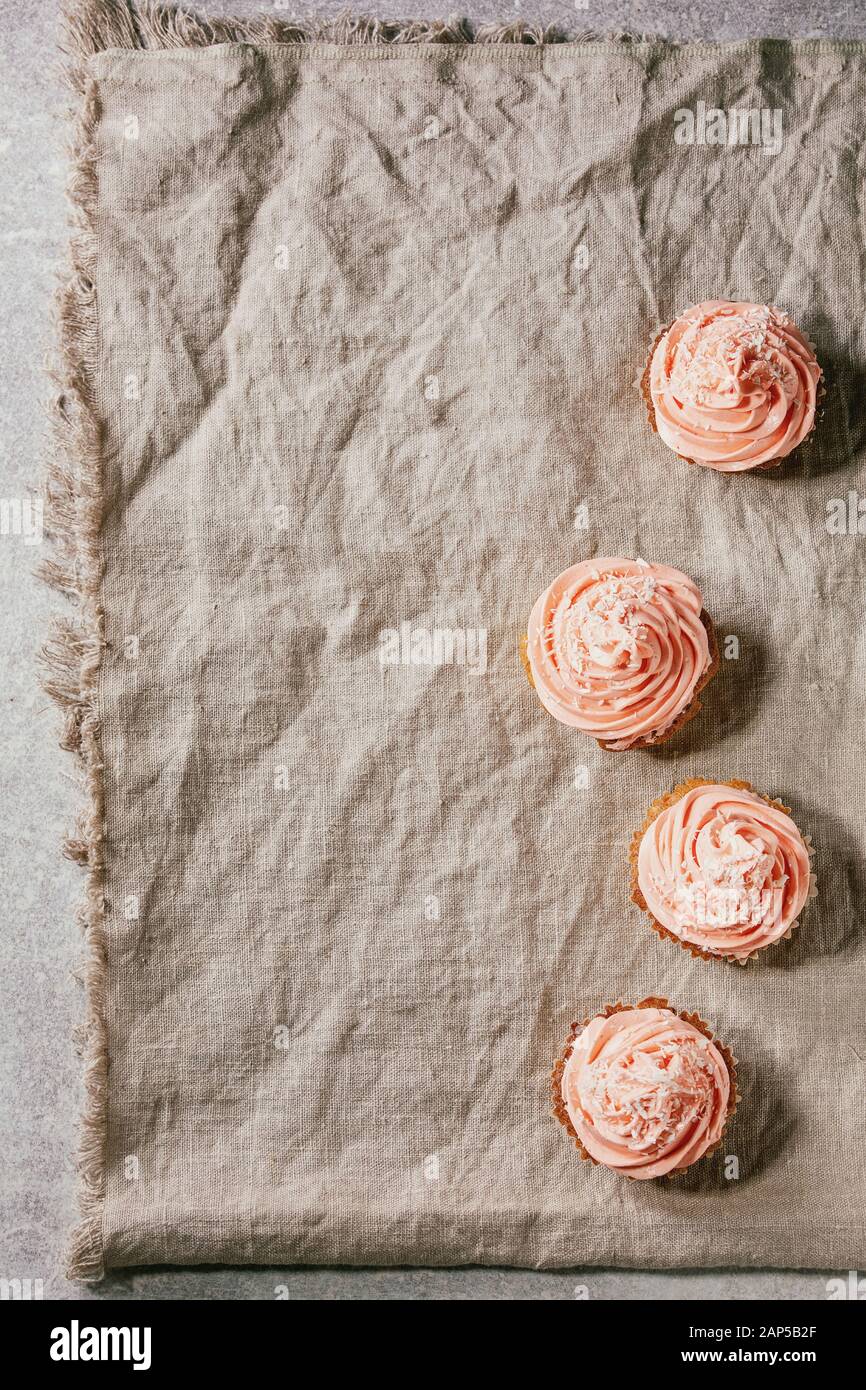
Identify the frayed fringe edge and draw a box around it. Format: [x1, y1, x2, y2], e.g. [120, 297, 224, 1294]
[63, 0, 648, 56]
[42, 8, 107, 1284]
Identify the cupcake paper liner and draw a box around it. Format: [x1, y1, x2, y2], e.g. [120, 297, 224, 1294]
[629, 777, 817, 964]
[551, 997, 740, 1179]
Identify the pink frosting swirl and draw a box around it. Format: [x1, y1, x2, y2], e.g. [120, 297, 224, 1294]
[562, 1007, 731, 1178]
[648, 300, 821, 471]
[526, 558, 712, 749]
[636, 783, 813, 961]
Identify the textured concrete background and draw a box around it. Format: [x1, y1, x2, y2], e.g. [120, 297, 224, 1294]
[1, 0, 862, 1301]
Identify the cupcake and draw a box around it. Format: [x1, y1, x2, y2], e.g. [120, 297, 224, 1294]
[630, 778, 815, 962]
[642, 300, 822, 471]
[524, 557, 718, 749]
[552, 999, 737, 1179]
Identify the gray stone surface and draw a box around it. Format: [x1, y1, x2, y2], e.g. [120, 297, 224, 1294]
[0, 0, 861, 1301]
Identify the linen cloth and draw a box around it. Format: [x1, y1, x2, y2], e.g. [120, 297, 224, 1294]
[72, 18, 866, 1271]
